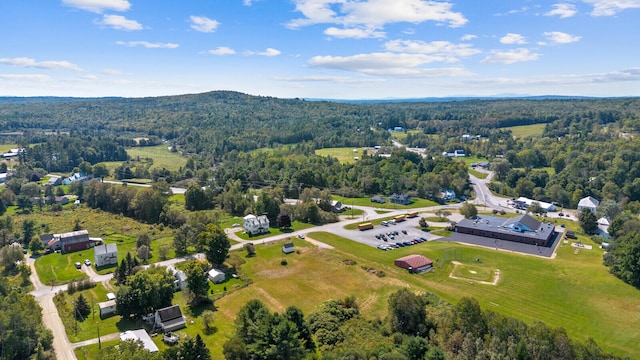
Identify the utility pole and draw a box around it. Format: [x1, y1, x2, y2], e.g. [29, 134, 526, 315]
[97, 323, 101, 349]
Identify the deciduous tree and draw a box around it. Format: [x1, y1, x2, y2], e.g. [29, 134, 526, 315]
[197, 224, 230, 269]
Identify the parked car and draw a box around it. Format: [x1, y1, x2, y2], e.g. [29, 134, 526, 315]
[75, 262, 82, 269]
[84, 259, 91, 266]
[403, 241, 413, 246]
[297, 234, 305, 239]
[232, 223, 240, 227]
[401, 230, 407, 235]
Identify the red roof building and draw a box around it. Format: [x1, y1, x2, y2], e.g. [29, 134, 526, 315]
[394, 254, 433, 273]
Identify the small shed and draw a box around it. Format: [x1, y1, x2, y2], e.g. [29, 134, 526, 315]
[282, 243, 295, 254]
[99, 300, 117, 318]
[106, 292, 116, 301]
[207, 268, 225, 284]
[394, 254, 433, 274]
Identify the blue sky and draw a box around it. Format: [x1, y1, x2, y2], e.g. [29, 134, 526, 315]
[1, 0, 639, 99]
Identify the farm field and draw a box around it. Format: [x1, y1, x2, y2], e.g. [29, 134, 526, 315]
[126, 144, 187, 172]
[504, 123, 546, 138]
[315, 147, 364, 164]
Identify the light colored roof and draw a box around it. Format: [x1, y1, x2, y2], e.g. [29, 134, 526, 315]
[120, 329, 159, 353]
[578, 196, 599, 208]
[208, 268, 225, 278]
[98, 300, 116, 309]
[107, 292, 116, 300]
[502, 214, 541, 232]
[94, 243, 117, 256]
[516, 197, 556, 211]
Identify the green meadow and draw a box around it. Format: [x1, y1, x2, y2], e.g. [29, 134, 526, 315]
[333, 195, 438, 209]
[504, 123, 547, 138]
[315, 147, 364, 164]
[127, 144, 187, 171]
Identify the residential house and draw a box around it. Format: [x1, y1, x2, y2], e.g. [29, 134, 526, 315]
[99, 300, 117, 318]
[62, 172, 87, 185]
[389, 193, 411, 205]
[167, 266, 187, 291]
[45, 175, 62, 186]
[370, 195, 386, 204]
[282, 243, 295, 254]
[207, 268, 225, 284]
[0, 173, 10, 183]
[578, 196, 599, 213]
[330, 200, 348, 213]
[94, 243, 118, 267]
[439, 190, 456, 202]
[243, 214, 270, 236]
[154, 305, 186, 333]
[120, 329, 159, 352]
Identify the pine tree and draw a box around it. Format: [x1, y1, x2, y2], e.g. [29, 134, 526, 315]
[74, 294, 90, 320]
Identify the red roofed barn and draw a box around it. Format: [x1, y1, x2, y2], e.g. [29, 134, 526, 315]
[394, 254, 433, 273]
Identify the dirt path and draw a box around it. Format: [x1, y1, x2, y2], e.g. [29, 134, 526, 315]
[37, 293, 77, 360]
[449, 261, 501, 286]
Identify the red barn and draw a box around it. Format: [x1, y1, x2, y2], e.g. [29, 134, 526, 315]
[394, 254, 433, 273]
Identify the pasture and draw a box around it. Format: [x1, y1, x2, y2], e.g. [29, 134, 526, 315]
[315, 147, 363, 164]
[504, 123, 546, 138]
[126, 144, 187, 172]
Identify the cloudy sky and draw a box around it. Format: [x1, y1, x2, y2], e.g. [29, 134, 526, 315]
[1, 0, 639, 99]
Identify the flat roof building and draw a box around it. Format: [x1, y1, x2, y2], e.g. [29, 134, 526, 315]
[455, 214, 555, 246]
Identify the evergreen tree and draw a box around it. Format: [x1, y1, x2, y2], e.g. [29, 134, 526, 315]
[74, 294, 90, 320]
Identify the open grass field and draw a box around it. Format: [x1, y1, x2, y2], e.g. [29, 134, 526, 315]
[504, 123, 547, 138]
[468, 168, 488, 179]
[72, 228, 640, 358]
[126, 145, 187, 172]
[0, 143, 18, 153]
[34, 252, 89, 285]
[315, 147, 363, 164]
[333, 195, 438, 209]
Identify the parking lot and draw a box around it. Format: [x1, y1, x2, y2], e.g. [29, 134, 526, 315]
[340, 217, 441, 250]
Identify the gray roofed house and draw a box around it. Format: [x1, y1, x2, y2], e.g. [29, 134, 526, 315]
[370, 195, 386, 204]
[243, 214, 270, 236]
[155, 305, 186, 333]
[578, 196, 599, 213]
[502, 214, 541, 233]
[389, 193, 411, 205]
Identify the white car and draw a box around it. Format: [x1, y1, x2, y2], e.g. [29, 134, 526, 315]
[84, 259, 91, 266]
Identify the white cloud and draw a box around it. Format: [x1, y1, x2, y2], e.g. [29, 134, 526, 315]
[481, 48, 540, 64]
[190, 16, 220, 33]
[62, 0, 131, 13]
[545, 3, 578, 18]
[324, 27, 385, 39]
[274, 75, 383, 84]
[0, 74, 52, 81]
[249, 48, 281, 56]
[0, 57, 84, 71]
[96, 14, 142, 31]
[543, 31, 581, 44]
[584, 0, 640, 16]
[80, 74, 99, 81]
[101, 68, 122, 75]
[383, 40, 480, 62]
[208, 47, 236, 55]
[500, 33, 527, 45]
[116, 41, 179, 49]
[461, 34, 477, 41]
[287, 0, 468, 29]
[309, 52, 473, 77]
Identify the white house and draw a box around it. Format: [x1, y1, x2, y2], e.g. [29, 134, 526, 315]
[243, 214, 270, 236]
[207, 268, 226, 283]
[98, 300, 117, 318]
[578, 196, 599, 213]
[154, 305, 186, 333]
[167, 265, 187, 291]
[120, 329, 159, 353]
[94, 243, 118, 267]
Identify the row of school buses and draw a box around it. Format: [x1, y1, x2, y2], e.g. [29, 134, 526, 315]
[358, 211, 419, 231]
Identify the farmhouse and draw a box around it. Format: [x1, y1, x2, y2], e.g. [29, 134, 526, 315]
[154, 305, 186, 333]
[243, 214, 270, 236]
[45, 175, 62, 186]
[578, 196, 599, 213]
[98, 300, 117, 318]
[207, 268, 225, 283]
[62, 172, 87, 185]
[94, 243, 118, 267]
[394, 254, 434, 273]
[389, 193, 411, 205]
[455, 214, 555, 246]
[47, 230, 99, 253]
[120, 329, 159, 353]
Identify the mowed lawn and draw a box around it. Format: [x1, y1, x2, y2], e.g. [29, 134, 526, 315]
[314, 233, 640, 358]
[333, 195, 438, 209]
[126, 144, 187, 171]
